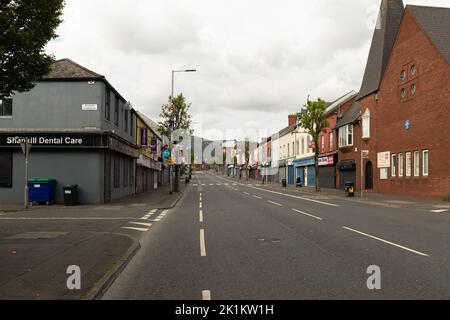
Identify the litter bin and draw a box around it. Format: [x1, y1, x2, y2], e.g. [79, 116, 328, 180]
[296, 177, 302, 187]
[282, 179, 287, 188]
[63, 185, 78, 206]
[345, 182, 355, 197]
[28, 178, 56, 205]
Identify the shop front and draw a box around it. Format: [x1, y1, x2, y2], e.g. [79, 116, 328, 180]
[318, 152, 337, 189]
[337, 160, 356, 190]
[293, 156, 316, 187]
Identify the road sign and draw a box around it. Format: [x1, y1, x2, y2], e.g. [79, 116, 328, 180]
[163, 149, 171, 158]
[362, 150, 369, 159]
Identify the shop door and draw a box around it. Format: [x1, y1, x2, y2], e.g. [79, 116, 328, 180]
[296, 167, 305, 185]
[319, 165, 336, 189]
[307, 165, 316, 186]
[365, 161, 373, 190]
[288, 166, 295, 184]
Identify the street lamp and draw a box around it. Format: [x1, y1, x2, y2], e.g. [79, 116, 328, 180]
[169, 69, 197, 194]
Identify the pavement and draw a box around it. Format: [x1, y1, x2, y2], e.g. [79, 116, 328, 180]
[0, 183, 185, 300]
[103, 171, 450, 300]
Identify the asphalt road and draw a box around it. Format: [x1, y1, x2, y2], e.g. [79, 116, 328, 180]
[104, 171, 450, 300]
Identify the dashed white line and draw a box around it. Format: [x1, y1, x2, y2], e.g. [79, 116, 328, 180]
[342, 226, 429, 257]
[202, 290, 211, 300]
[430, 209, 448, 213]
[121, 227, 149, 232]
[253, 195, 263, 199]
[199, 202, 203, 209]
[268, 200, 283, 207]
[292, 209, 323, 221]
[200, 229, 207, 257]
[130, 222, 153, 227]
[199, 210, 203, 223]
[243, 192, 250, 195]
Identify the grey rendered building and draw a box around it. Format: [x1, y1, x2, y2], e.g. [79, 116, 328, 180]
[0, 59, 139, 204]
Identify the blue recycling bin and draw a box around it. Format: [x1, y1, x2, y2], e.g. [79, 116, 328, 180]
[28, 178, 56, 205]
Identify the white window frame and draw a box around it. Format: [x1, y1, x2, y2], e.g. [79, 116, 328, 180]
[406, 152, 411, 177]
[321, 135, 325, 153]
[422, 150, 429, 177]
[329, 132, 333, 150]
[339, 124, 353, 148]
[362, 109, 370, 139]
[391, 154, 396, 177]
[414, 151, 420, 177]
[398, 153, 404, 177]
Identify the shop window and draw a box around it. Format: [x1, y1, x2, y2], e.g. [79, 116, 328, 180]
[0, 98, 13, 117]
[0, 152, 12, 188]
[391, 154, 396, 177]
[362, 109, 370, 139]
[414, 151, 420, 177]
[398, 153, 404, 177]
[338, 124, 353, 148]
[422, 150, 429, 177]
[406, 152, 411, 177]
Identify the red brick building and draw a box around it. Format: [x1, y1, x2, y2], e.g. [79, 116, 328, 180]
[337, 0, 450, 200]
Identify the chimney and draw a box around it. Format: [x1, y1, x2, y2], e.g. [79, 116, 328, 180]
[288, 114, 297, 127]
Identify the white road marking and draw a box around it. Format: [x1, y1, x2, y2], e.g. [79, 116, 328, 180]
[292, 209, 323, 221]
[150, 209, 158, 214]
[200, 229, 207, 257]
[342, 226, 429, 257]
[243, 192, 250, 195]
[217, 183, 222, 186]
[268, 200, 283, 207]
[121, 227, 149, 232]
[154, 219, 161, 222]
[202, 290, 211, 300]
[430, 209, 448, 213]
[130, 222, 153, 227]
[0, 217, 134, 220]
[253, 195, 263, 199]
[199, 210, 203, 223]
[199, 202, 203, 209]
[209, 184, 214, 186]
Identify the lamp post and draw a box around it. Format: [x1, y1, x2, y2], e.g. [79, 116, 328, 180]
[169, 69, 196, 194]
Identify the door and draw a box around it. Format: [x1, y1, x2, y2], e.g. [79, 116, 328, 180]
[307, 165, 316, 187]
[319, 165, 336, 189]
[104, 150, 112, 203]
[365, 161, 373, 190]
[296, 167, 305, 185]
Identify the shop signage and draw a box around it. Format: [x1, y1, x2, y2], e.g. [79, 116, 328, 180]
[318, 155, 334, 166]
[151, 137, 157, 154]
[82, 104, 98, 111]
[0, 134, 103, 147]
[377, 151, 391, 168]
[108, 137, 139, 158]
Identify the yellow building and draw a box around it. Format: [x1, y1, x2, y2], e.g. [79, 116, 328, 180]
[135, 111, 163, 193]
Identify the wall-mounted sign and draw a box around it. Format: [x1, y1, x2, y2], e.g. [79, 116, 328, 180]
[380, 168, 388, 180]
[82, 104, 98, 111]
[4, 136, 83, 146]
[163, 149, 170, 158]
[405, 120, 410, 130]
[318, 155, 334, 166]
[377, 151, 391, 168]
[151, 137, 157, 154]
[140, 128, 148, 146]
[362, 150, 370, 159]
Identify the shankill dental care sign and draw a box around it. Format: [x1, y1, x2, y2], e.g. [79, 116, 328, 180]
[6, 136, 83, 145]
[0, 133, 107, 148]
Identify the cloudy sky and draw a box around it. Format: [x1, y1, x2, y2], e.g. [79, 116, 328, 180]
[46, 0, 449, 141]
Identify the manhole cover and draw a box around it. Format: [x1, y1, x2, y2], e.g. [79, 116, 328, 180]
[4, 232, 68, 240]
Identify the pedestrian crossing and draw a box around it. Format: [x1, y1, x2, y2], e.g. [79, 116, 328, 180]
[121, 209, 170, 233]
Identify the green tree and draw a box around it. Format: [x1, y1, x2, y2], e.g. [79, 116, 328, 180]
[297, 97, 329, 192]
[0, 0, 65, 99]
[158, 93, 193, 137]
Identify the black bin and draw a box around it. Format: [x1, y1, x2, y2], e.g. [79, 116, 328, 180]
[282, 179, 287, 187]
[345, 182, 355, 197]
[63, 185, 79, 206]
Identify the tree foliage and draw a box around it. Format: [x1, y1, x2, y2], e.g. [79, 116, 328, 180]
[0, 0, 65, 99]
[158, 93, 193, 138]
[297, 97, 329, 192]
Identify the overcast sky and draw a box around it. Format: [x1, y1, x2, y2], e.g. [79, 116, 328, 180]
[46, 0, 449, 141]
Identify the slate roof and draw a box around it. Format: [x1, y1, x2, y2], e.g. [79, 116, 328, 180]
[334, 101, 361, 129]
[408, 5, 450, 65]
[356, 0, 404, 101]
[324, 90, 358, 116]
[135, 111, 162, 140]
[44, 58, 104, 79]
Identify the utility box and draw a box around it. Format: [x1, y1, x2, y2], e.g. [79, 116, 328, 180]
[28, 178, 56, 205]
[63, 185, 79, 206]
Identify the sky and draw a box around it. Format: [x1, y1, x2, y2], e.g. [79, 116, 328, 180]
[45, 0, 449, 141]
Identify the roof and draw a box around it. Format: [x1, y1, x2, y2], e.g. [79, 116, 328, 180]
[334, 101, 361, 129]
[408, 5, 450, 65]
[278, 123, 297, 137]
[135, 111, 162, 140]
[44, 59, 104, 79]
[357, 0, 404, 101]
[324, 90, 358, 116]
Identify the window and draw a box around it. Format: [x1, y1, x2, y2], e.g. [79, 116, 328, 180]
[301, 138, 305, 155]
[406, 152, 411, 177]
[398, 153, 404, 177]
[105, 89, 111, 120]
[307, 136, 311, 152]
[295, 140, 299, 155]
[423, 150, 429, 177]
[124, 110, 129, 133]
[292, 142, 295, 157]
[321, 135, 325, 153]
[287, 144, 290, 157]
[400, 70, 406, 80]
[0, 98, 13, 116]
[411, 65, 416, 75]
[0, 152, 12, 188]
[114, 154, 120, 188]
[362, 109, 370, 139]
[391, 154, 396, 177]
[411, 84, 416, 95]
[130, 112, 134, 136]
[401, 88, 406, 99]
[339, 124, 353, 147]
[329, 133, 334, 150]
[414, 151, 420, 177]
[114, 96, 119, 126]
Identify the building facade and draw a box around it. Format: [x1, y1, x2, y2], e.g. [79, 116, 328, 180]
[0, 59, 138, 204]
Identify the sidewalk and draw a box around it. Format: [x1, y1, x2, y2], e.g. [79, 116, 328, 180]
[0, 183, 186, 300]
[218, 173, 450, 210]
